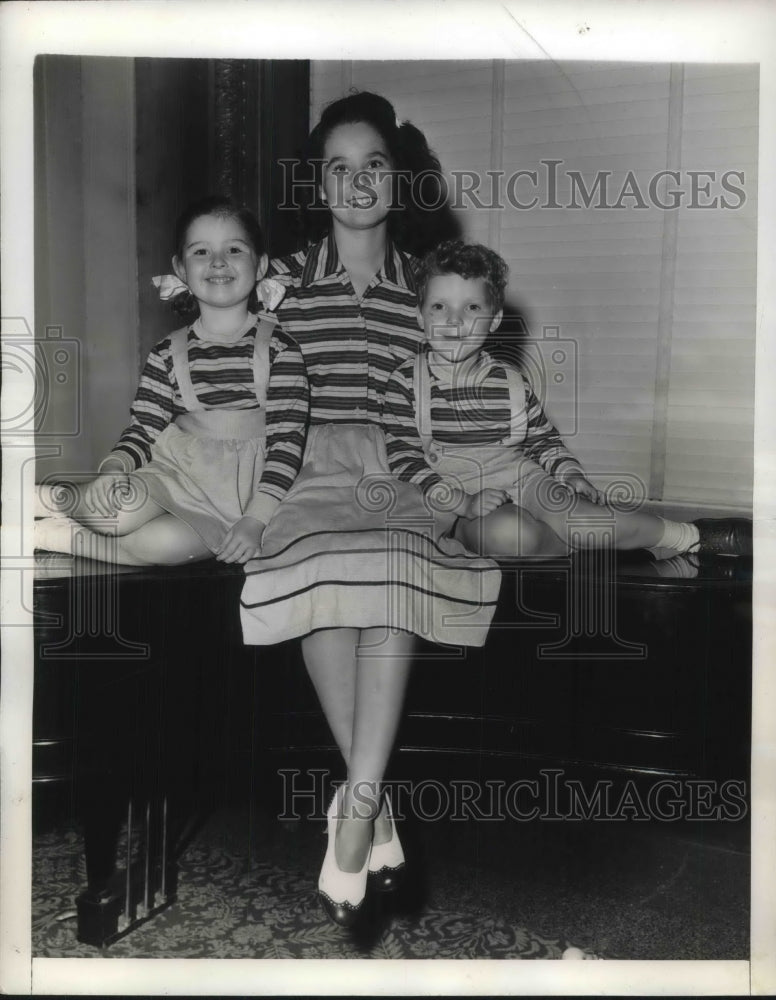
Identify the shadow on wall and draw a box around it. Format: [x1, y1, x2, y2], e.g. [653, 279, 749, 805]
[489, 297, 535, 380]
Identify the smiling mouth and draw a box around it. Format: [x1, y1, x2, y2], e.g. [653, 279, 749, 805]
[207, 276, 235, 283]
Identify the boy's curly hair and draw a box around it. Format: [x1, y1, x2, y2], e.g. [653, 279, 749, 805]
[415, 240, 509, 312]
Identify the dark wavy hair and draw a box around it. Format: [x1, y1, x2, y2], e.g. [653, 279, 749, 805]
[415, 240, 509, 313]
[170, 196, 266, 322]
[298, 91, 460, 257]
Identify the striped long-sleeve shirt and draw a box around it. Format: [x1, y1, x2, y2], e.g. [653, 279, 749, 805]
[101, 322, 309, 525]
[267, 234, 423, 424]
[383, 349, 586, 496]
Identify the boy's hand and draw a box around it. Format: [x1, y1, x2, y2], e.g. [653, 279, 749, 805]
[84, 472, 131, 518]
[564, 474, 603, 504]
[463, 489, 509, 519]
[217, 516, 266, 564]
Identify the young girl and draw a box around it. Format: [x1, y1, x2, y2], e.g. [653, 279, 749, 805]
[239, 93, 501, 926]
[35, 196, 309, 567]
[383, 239, 753, 561]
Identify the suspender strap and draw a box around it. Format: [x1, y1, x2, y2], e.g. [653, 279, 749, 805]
[169, 317, 276, 414]
[169, 328, 202, 412]
[412, 352, 528, 448]
[413, 353, 434, 452]
[503, 366, 529, 445]
[252, 315, 276, 411]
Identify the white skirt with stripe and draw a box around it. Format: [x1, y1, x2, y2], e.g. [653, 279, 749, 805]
[239, 423, 501, 648]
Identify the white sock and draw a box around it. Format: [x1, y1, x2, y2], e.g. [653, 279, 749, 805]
[35, 516, 78, 554]
[651, 518, 700, 555]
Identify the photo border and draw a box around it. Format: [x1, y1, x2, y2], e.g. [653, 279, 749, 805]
[2, 1, 773, 995]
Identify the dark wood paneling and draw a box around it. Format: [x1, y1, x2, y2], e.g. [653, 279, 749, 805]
[134, 58, 309, 359]
[208, 60, 260, 209]
[258, 60, 310, 257]
[135, 58, 212, 359]
[34, 56, 90, 472]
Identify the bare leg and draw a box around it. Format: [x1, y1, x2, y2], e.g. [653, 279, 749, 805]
[335, 629, 415, 872]
[302, 627, 397, 846]
[302, 628, 360, 762]
[36, 514, 212, 566]
[456, 503, 570, 558]
[517, 473, 665, 550]
[36, 479, 164, 531]
[538, 496, 664, 550]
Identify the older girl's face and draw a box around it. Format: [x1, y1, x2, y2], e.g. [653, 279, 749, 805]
[320, 121, 394, 232]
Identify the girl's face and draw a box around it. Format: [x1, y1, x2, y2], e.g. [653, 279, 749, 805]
[320, 121, 394, 232]
[173, 213, 267, 312]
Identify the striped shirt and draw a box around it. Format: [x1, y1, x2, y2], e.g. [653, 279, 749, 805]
[267, 234, 422, 425]
[102, 321, 309, 523]
[383, 348, 586, 496]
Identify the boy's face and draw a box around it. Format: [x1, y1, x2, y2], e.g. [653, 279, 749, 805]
[418, 273, 503, 364]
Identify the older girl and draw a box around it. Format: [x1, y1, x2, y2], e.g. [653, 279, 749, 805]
[239, 93, 501, 926]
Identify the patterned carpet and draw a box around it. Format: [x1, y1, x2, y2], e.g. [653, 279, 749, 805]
[32, 820, 592, 960]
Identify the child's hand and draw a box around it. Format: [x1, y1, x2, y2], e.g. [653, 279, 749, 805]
[84, 472, 131, 518]
[463, 489, 509, 519]
[217, 516, 266, 564]
[564, 474, 603, 504]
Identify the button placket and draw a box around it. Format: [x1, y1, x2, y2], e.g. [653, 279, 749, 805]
[355, 303, 368, 418]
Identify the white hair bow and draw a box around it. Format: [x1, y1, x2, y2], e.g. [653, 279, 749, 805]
[151, 274, 287, 311]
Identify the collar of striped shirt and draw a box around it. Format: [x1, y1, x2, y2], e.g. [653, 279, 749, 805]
[299, 231, 417, 290]
[426, 344, 498, 387]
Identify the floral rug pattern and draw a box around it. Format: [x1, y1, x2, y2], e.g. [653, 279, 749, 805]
[32, 824, 585, 960]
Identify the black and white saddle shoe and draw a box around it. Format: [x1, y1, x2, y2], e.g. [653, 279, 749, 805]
[318, 786, 371, 928]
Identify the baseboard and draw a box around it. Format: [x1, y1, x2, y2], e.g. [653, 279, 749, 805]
[641, 500, 752, 521]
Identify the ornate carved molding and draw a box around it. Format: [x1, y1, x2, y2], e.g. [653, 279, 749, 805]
[210, 60, 259, 207]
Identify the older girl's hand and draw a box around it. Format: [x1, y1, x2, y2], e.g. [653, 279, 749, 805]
[83, 472, 131, 518]
[217, 516, 266, 564]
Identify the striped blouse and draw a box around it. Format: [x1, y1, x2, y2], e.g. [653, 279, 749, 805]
[102, 321, 309, 524]
[383, 348, 587, 496]
[267, 234, 422, 424]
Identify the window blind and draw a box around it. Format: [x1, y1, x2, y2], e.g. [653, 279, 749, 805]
[665, 64, 757, 508]
[311, 60, 757, 511]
